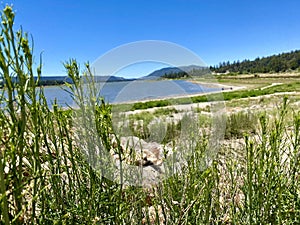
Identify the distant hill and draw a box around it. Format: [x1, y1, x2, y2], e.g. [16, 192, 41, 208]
[211, 50, 300, 74]
[0, 75, 134, 87]
[37, 76, 73, 85]
[92, 76, 135, 82]
[38, 75, 132, 85]
[142, 65, 210, 80]
[3, 76, 73, 86]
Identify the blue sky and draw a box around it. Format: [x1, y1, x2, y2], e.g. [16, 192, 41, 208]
[6, 0, 300, 77]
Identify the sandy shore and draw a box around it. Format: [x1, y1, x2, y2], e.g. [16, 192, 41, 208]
[112, 81, 246, 115]
[123, 90, 300, 116]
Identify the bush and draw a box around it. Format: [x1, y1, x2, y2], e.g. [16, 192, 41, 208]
[225, 111, 258, 139]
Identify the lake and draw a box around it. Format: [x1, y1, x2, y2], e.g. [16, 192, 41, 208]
[2, 80, 221, 108]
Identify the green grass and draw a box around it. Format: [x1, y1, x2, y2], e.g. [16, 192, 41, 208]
[1, 6, 300, 224]
[113, 82, 300, 112]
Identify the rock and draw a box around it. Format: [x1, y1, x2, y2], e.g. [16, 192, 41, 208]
[110, 136, 171, 187]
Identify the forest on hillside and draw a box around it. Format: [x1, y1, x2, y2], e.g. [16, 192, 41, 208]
[210, 50, 300, 74]
[161, 67, 211, 79]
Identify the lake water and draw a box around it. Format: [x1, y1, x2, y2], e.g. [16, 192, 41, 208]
[2, 80, 221, 108]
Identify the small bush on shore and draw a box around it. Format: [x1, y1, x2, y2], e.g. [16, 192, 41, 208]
[225, 111, 259, 139]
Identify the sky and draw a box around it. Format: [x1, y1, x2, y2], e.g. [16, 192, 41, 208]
[5, 0, 300, 77]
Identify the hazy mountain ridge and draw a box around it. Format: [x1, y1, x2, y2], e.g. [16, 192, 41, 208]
[142, 65, 209, 79]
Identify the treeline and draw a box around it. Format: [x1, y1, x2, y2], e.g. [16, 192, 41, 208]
[211, 50, 300, 74]
[188, 68, 211, 76]
[161, 68, 211, 79]
[0, 76, 73, 87]
[161, 71, 190, 79]
[37, 80, 68, 86]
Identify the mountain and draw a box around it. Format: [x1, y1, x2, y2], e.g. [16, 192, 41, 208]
[142, 65, 209, 80]
[0, 75, 134, 87]
[93, 76, 135, 82]
[40, 75, 134, 84]
[6, 76, 73, 86]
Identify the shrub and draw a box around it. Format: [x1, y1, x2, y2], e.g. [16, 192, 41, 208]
[225, 111, 258, 139]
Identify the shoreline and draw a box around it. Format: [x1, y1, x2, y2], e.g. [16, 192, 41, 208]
[112, 81, 245, 106]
